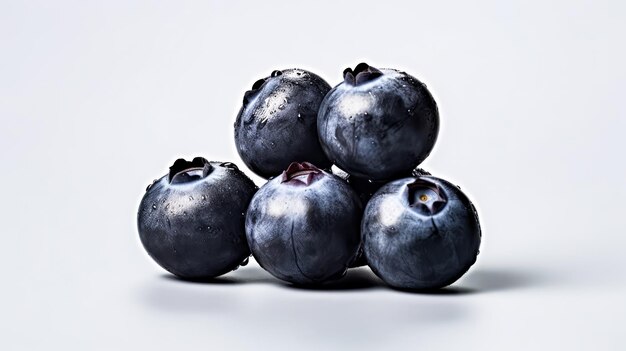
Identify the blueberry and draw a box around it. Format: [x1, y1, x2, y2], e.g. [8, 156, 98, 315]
[234, 68, 332, 179]
[137, 157, 257, 280]
[318, 63, 439, 181]
[330, 167, 431, 268]
[362, 175, 481, 290]
[245, 162, 362, 285]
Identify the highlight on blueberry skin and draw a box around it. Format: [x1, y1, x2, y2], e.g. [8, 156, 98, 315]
[137, 157, 257, 280]
[245, 162, 362, 285]
[317, 63, 439, 181]
[362, 175, 481, 290]
[234, 68, 332, 179]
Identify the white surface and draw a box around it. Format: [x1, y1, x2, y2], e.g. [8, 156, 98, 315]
[1, 1, 625, 350]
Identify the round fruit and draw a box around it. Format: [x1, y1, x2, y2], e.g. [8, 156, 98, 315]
[234, 68, 332, 179]
[362, 175, 481, 290]
[245, 162, 362, 285]
[335, 168, 430, 268]
[137, 157, 257, 280]
[318, 63, 439, 181]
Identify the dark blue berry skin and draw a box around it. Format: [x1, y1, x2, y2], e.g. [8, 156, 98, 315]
[245, 162, 362, 285]
[329, 166, 388, 205]
[334, 168, 430, 268]
[137, 158, 257, 280]
[234, 68, 332, 179]
[362, 175, 481, 290]
[327, 166, 367, 268]
[318, 63, 439, 181]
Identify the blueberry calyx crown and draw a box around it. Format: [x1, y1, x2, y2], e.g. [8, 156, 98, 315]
[168, 157, 213, 184]
[243, 78, 265, 105]
[407, 178, 447, 215]
[218, 161, 239, 171]
[411, 168, 432, 177]
[281, 162, 323, 186]
[243, 70, 283, 105]
[343, 63, 383, 86]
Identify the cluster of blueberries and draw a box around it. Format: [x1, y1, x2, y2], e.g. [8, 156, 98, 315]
[138, 63, 481, 290]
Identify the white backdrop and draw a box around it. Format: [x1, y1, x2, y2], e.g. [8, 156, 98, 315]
[1, 1, 624, 350]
